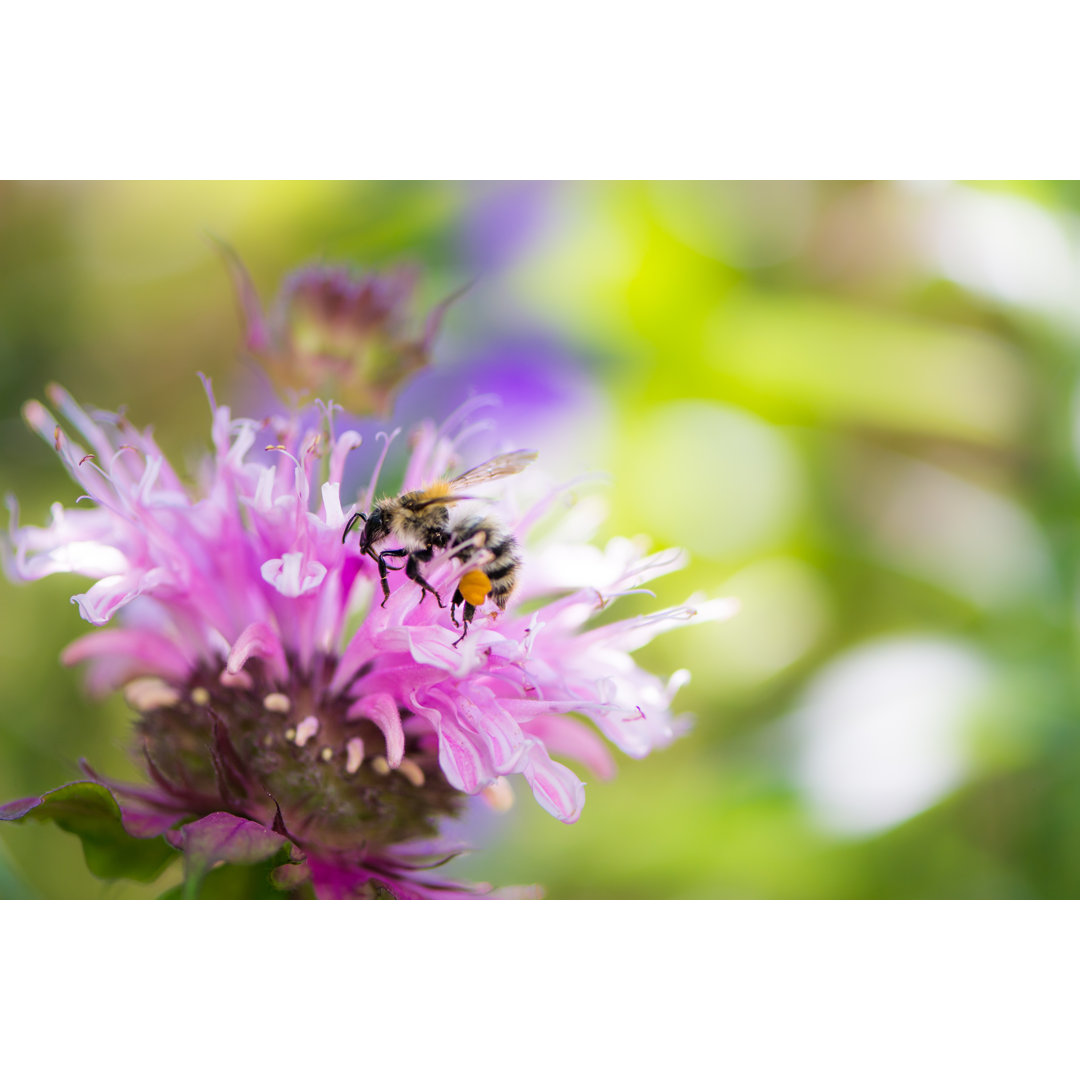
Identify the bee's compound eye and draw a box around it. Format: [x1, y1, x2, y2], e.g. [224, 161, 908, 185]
[459, 569, 492, 606]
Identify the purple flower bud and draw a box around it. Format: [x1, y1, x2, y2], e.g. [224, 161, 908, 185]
[223, 246, 462, 417]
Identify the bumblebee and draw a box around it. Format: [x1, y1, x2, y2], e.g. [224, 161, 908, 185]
[343, 449, 537, 643]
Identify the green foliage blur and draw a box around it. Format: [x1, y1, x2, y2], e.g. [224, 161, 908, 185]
[4, 180, 1080, 898]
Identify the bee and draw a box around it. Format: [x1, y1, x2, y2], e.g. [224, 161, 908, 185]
[342, 449, 537, 644]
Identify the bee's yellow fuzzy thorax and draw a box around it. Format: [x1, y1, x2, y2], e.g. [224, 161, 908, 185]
[421, 480, 452, 500]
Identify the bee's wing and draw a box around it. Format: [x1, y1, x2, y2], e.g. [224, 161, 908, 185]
[447, 449, 538, 491]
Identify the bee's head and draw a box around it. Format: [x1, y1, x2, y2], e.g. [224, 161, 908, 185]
[342, 504, 391, 554]
[358, 505, 390, 554]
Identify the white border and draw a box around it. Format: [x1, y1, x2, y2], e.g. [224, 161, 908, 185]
[5, 902, 1076, 1076]
[4, 3, 1080, 177]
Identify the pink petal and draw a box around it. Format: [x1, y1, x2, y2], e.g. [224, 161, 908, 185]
[524, 714, 617, 780]
[72, 569, 167, 625]
[454, 686, 526, 774]
[62, 628, 191, 688]
[408, 691, 488, 795]
[347, 693, 405, 768]
[436, 724, 488, 794]
[521, 742, 585, 823]
[227, 621, 287, 682]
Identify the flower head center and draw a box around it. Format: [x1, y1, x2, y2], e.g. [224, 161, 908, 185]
[135, 655, 463, 854]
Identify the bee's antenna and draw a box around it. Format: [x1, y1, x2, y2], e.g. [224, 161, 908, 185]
[342, 511, 367, 544]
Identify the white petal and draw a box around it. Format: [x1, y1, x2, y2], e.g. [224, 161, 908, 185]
[261, 552, 326, 597]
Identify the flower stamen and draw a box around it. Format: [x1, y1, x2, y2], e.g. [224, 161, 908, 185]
[397, 758, 425, 788]
[345, 737, 365, 774]
[482, 776, 515, 813]
[295, 715, 319, 747]
[123, 678, 180, 711]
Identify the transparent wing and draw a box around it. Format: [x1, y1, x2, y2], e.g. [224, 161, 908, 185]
[447, 449, 538, 491]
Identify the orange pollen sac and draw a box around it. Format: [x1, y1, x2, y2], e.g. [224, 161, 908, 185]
[459, 568, 492, 606]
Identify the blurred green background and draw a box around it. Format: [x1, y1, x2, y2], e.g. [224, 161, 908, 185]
[4, 180, 1080, 899]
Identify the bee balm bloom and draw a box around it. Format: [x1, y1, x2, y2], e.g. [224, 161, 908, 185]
[2, 383, 733, 898]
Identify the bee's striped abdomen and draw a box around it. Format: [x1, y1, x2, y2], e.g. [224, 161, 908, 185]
[483, 532, 519, 609]
[453, 517, 521, 610]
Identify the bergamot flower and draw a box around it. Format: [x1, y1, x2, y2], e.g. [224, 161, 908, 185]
[2, 382, 734, 898]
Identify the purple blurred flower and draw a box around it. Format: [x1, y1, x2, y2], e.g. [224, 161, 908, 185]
[462, 182, 553, 274]
[4, 383, 733, 898]
[224, 249, 461, 418]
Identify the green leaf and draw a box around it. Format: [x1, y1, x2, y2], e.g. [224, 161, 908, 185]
[159, 858, 305, 900]
[0, 782, 178, 884]
[175, 812, 291, 899]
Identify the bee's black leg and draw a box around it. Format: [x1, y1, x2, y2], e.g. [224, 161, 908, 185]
[450, 587, 463, 627]
[376, 557, 392, 607]
[452, 603, 476, 648]
[375, 548, 408, 607]
[406, 552, 445, 608]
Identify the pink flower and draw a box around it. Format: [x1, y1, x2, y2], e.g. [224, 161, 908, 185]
[4, 382, 734, 898]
